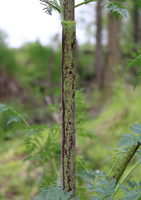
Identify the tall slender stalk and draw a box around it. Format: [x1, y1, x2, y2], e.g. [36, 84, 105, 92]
[61, 0, 76, 198]
[110, 142, 141, 186]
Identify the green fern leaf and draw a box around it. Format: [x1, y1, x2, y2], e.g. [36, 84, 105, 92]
[135, 56, 141, 67]
[138, 47, 141, 53]
[34, 186, 79, 200]
[134, 73, 141, 89]
[40, 0, 61, 15]
[118, 181, 141, 200]
[7, 116, 21, 125]
[34, 195, 40, 200]
[116, 133, 137, 148]
[117, 123, 141, 148]
[129, 124, 141, 135]
[93, 178, 116, 197]
[112, 11, 120, 21]
[0, 103, 9, 112]
[107, 2, 127, 20]
[131, 51, 137, 58]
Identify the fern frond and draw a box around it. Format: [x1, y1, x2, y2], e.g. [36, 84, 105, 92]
[34, 185, 79, 200]
[40, 0, 61, 15]
[118, 180, 141, 200]
[102, 1, 127, 21]
[116, 123, 141, 148]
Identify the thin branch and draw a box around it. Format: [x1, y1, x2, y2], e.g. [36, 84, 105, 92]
[75, 0, 98, 8]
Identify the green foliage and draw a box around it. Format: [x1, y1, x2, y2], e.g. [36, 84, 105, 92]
[134, 0, 141, 9]
[116, 123, 141, 148]
[39, 0, 128, 21]
[125, 48, 141, 89]
[0, 90, 97, 196]
[77, 168, 141, 199]
[102, 0, 127, 21]
[0, 103, 28, 126]
[2, 93, 141, 199]
[0, 29, 8, 46]
[17, 40, 62, 98]
[118, 180, 141, 200]
[0, 44, 18, 76]
[0, 29, 17, 75]
[34, 186, 79, 200]
[39, 0, 63, 15]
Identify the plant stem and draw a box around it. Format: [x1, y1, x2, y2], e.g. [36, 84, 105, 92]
[61, 1, 76, 199]
[110, 142, 140, 186]
[112, 162, 140, 197]
[75, 0, 97, 8]
[20, 116, 30, 127]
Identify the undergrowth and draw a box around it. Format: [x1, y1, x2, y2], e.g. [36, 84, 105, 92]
[1, 89, 141, 199]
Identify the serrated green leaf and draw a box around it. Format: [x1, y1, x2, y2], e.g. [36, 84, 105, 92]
[7, 116, 21, 125]
[138, 47, 141, 53]
[130, 126, 141, 135]
[40, 0, 60, 15]
[134, 74, 141, 89]
[127, 179, 134, 189]
[131, 51, 137, 57]
[107, 2, 127, 19]
[137, 135, 141, 143]
[61, 190, 72, 200]
[116, 132, 136, 148]
[118, 183, 129, 191]
[135, 57, 141, 67]
[113, 11, 120, 21]
[0, 103, 9, 112]
[94, 187, 105, 196]
[127, 58, 133, 62]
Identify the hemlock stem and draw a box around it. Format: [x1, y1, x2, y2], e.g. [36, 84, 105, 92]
[112, 162, 140, 197]
[110, 142, 140, 186]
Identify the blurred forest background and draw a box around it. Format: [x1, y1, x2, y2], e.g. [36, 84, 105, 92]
[0, 0, 141, 199]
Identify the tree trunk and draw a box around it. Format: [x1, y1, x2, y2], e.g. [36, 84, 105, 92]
[95, 0, 103, 91]
[61, 0, 76, 198]
[103, 12, 121, 97]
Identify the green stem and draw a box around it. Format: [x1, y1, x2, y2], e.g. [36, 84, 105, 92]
[20, 116, 30, 127]
[75, 0, 97, 8]
[61, 19, 76, 198]
[110, 142, 140, 186]
[112, 162, 140, 197]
